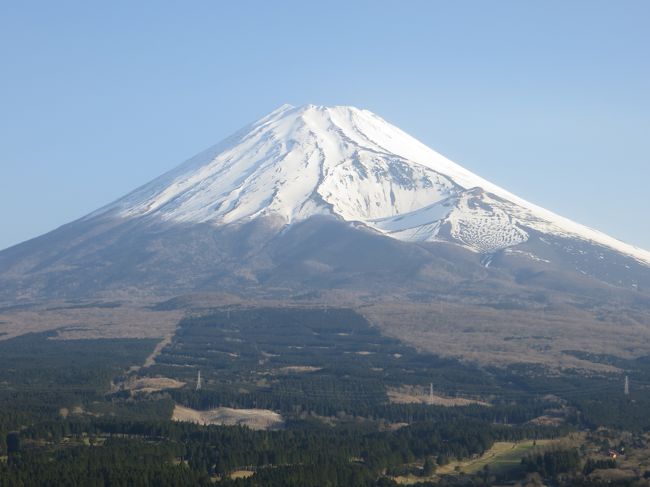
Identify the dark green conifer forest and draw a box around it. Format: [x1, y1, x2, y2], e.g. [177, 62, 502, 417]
[1, 309, 649, 486]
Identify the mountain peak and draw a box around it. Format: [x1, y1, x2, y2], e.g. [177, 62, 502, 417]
[91, 104, 650, 266]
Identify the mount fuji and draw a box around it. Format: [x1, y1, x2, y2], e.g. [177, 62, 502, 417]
[1, 104, 649, 305]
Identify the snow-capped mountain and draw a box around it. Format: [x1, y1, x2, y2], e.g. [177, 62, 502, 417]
[91, 104, 650, 265]
[1, 104, 649, 304]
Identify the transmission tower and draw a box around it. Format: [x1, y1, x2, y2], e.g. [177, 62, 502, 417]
[196, 370, 202, 391]
[624, 375, 629, 396]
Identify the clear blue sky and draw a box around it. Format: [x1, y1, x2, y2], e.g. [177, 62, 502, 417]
[1, 1, 649, 251]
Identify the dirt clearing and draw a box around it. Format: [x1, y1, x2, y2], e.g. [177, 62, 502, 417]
[172, 404, 284, 430]
[387, 385, 488, 407]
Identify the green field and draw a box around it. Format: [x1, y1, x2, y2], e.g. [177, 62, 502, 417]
[438, 439, 553, 474]
[394, 439, 555, 484]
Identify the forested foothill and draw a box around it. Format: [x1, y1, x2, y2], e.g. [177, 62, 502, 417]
[2, 308, 650, 486]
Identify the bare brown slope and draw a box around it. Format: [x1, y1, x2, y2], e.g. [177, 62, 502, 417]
[1, 214, 650, 368]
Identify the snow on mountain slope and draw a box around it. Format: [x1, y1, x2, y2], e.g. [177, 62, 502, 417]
[92, 104, 650, 266]
[371, 189, 529, 253]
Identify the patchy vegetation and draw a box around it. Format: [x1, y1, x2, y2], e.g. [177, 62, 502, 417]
[2, 308, 650, 486]
[387, 385, 487, 407]
[172, 405, 283, 430]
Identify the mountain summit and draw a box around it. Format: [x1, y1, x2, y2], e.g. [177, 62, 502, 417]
[93, 104, 650, 263]
[1, 104, 649, 303]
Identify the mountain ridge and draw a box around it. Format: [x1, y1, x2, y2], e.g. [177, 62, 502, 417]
[1, 103, 649, 307]
[2, 105, 650, 367]
[85, 103, 650, 266]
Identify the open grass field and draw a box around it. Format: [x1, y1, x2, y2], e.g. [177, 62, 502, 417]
[228, 470, 255, 480]
[386, 385, 488, 407]
[438, 440, 553, 475]
[394, 439, 556, 485]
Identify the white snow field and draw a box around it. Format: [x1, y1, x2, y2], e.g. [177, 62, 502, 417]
[92, 104, 650, 266]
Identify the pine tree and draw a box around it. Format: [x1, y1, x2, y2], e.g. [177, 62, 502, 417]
[422, 456, 435, 476]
